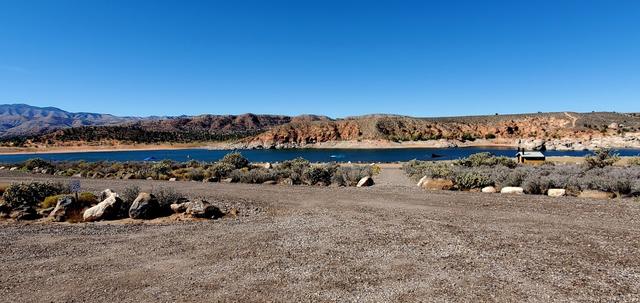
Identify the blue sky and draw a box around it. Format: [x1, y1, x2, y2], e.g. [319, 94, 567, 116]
[0, 0, 639, 117]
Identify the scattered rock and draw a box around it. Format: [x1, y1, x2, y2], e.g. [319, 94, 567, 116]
[49, 196, 84, 222]
[421, 178, 454, 190]
[10, 206, 39, 220]
[264, 162, 272, 169]
[227, 207, 238, 218]
[129, 193, 160, 220]
[83, 195, 124, 222]
[578, 190, 616, 199]
[500, 187, 524, 194]
[0, 166, 4, 170]
[221, 178, 233, 183]
[417, 176, 428, 187]
[547, 188, 566, 197]
[38, 207, 55, 217]
[99, 189, 118, 201]
[72, 173, 83, 178]
[481, 186, 497, 193]
[185, 200, 224, 219]
[169, 178, 177, 182]
[262, 180, 277, 185]
[280, 178, 294, 186]
[122, 173, 135, 180]
[170, 202, 192, 213]
[356, 176, 374, 187]
[147, 177, 154, 180]
[9, 167, 18, 171]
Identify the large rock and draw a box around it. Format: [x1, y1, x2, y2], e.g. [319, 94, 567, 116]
[547, 188, 566, 197]
[128, 193, 160, 220]
[421, 178, 454, 190]
[49, 196, 84, 222]
[170, 202, 192, 213]
[99, 189, 118, 201]
[280, 178, 294, 186]
[185, 200, 224, 219]
[481, 186, 497, 193]
[83, 195, 124, 222]
[356, 176, 374, 187]
[500, 187, 524, 194]
[578, 190, 616, 199]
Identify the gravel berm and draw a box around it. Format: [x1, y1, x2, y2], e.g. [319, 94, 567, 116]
[0, 169, 639, 302]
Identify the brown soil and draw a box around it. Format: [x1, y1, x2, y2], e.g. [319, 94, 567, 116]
[1, 169, 639, 302]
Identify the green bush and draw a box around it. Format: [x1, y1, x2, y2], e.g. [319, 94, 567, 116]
[208, 162, 235, 179]
[302, 165, 334, 185]
[22, 158, 54, 171]
[455, 152, 517, 168]
[585, 148, 619, 169]
[42, 194, 64, 208]
[2, 182, 67, 208]
[220, 152, 250, 169]
[402, 160, 454, 181]
[121, 185, 141, 204]
[78, 192, 98, 206]
[484, 133, 496, 139]
[454, 170, 492, 190]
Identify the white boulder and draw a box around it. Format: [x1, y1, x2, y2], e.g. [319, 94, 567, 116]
[547, 188, 566, 197]
[500, 187, 524, 194]
[481, 186, 496, 193]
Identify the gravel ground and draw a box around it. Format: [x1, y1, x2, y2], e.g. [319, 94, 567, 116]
[1, 169, 639, 302]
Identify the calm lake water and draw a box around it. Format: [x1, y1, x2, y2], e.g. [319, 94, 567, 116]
[1, 148, 640, 164]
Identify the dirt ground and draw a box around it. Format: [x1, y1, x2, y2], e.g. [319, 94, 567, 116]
[1, 168, 639, 302]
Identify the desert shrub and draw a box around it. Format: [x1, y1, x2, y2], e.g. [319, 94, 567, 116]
[333, 165, 373, 186]
[370, 164, 382, 175]
[42, 194, 64, 208]
[455, 152, 517, 169]
[521, 175, 552, 195]
[208, 162, 235, 179]
[220, 152, 250, 169]
[23, 158, 54, 171]
[461, 133, 476, 141]
[302, 165, 334, 185]
[229, 168, 277, 183]
[584, 148, 620, 169]
[121, 185, 141, 204]
[277, 157, 310, 174]
[499, 167, 530, 187]
[78, 192, 98, 205]
[0, 183, 10, 196]
[484, 133, 496, 139]
[152, 187, 185, 211]
[628, 157, 640, 166]
[402, 160, 454, 181]
[186, 160, 202, 168]
[454, 170, 492, 190]
[185, 167, 206, 181]
[151, 161, 172, 177]
[2, 182, 67, 208]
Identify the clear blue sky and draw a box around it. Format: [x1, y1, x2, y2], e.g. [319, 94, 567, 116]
[1, 0, 639, 117]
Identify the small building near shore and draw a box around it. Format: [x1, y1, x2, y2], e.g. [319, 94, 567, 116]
[516, 151, 545, 165]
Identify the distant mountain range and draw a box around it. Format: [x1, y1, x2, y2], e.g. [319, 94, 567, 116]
[0, 104, 331, 140]
[1, 104, 639, 150]
[0, 104, 141, 138]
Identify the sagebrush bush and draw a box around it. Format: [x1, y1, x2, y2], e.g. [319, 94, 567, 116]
[152, 187, 185, 210]
[333, 165, 373, 186]
[208, 162, 235, 179]
[584, 148, 620, 169]
[42, 194, 64, 208]
[2, 182, 67, 208]
[121, 185, 141, 204]
[229, 168, 277, 183]
[454, 152, 517, 168]
[454, 170, 492, 190]
[402, 160, 454, 181]
[628, 157, 640, 166]
[220, 152, 249, 169]
[302, 165, 334, 185]
[23, 158, 54, 171]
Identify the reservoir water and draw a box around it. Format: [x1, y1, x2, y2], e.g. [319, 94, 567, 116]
[0, 147, 639, 163]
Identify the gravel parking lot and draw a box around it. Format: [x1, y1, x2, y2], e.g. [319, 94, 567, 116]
[1, 169, 639, 302]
